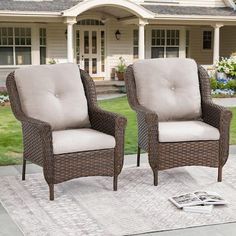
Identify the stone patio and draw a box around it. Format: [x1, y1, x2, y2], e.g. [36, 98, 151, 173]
[1, 147, 236, 236]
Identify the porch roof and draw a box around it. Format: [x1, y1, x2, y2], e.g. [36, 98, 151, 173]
[0, 0, 82, 12]
[142, 5, 236, 17]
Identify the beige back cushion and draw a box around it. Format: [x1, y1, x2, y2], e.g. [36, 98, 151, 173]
[15, 63, 90, 130]
[133, 58, 202, 121]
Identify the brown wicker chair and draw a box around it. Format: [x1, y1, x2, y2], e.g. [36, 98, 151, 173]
[125, 58, 232, 186]
[6, 63, 127, 200]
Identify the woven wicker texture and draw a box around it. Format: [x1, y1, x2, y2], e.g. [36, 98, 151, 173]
[6, 69, 127, 200]
[125, 63, 232, 185]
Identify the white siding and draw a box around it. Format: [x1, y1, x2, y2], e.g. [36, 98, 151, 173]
[106, 19, 134, 79]
[220, 26, 236, 58]
[188, 27, 213, 65]
[47, 23, 67, 63]
[0, 68, 18, 87]
[135, 0, 227, 7]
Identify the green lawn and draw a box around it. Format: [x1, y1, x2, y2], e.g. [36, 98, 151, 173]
[0, 96, 236, 166]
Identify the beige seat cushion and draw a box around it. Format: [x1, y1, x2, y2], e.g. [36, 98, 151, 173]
[133, 58, 202, 121]
[159, 121, 220, 143]
[15, 63, 90, 130]
[52, 128, 116, 155]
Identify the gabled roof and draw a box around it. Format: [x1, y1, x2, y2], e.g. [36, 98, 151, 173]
[0, 0, 236, 19]
[0, 0, 82, 12]
[142, 5, 236, 16]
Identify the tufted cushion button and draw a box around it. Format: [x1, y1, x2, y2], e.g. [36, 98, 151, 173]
[133, 58, 202, 121]
[14, 63, 91, 130]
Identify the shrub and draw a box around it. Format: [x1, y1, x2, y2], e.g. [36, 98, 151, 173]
[210, 78, 218, 90]
[226, 79, 236, 91]
[116, 57, 127, 73]
[215, 56, 236, 77]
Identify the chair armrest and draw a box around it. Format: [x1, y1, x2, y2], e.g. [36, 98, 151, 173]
[202, 101, 232, 130]
[20, 115, 54, 172]
[202, 101, 232, 165]
[133, 105, 159, 155]
[134, 105, 159, 127]
[89, 106, 127, 137]
[89, 107, 127, 176]
[21, 116, 52, 133]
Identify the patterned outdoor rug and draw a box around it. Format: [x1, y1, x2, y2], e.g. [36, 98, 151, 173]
[1, 157, 236, 236]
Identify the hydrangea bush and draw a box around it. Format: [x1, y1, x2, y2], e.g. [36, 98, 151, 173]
[215, 56, 236, 78]
[0, 94, 9, 106]
[212, 55, 236, 96]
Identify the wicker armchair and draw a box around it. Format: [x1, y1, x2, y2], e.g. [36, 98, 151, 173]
[125, 58, 232, 186]
[6, 63, 126, 200]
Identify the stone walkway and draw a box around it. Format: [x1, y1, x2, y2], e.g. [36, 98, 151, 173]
[98, 94, 236, 107]
[213, 98, 236, 107]
[97, 93, 126, 101]
[1, 147, 236, 236]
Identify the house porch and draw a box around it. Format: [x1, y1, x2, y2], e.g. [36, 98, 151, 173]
[1, 2, 236, 85]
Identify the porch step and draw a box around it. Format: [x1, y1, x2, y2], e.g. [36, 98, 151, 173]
[95, 80, 126, 95]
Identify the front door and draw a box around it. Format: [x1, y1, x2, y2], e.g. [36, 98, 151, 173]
[76, 29, 105, 79]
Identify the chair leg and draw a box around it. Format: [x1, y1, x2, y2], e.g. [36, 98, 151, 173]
[137, 146, 141, 167]
[218, 165, 223, 182]
[49, 184, 54, 201]
[22, 158, 26, 181]
[113, 175, 118, 191]
[153, 169, 158, 186]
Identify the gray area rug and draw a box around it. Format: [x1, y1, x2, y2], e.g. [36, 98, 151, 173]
[1, 157, 236, 236]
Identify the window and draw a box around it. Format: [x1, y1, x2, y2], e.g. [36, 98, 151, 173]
[0, 27, 31, 65]
[186, 30, 190, 58]
[76, 31, 80, 64]
[133, 29, 139, 59]
[151, 29, 179, 58]
[101, 31, 105, 72]
[77, 19, 104, 26]
[203, 31, 212, 50]
[40, 28, 46, 64]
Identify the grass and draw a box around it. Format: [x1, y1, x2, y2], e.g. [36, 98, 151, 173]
[0, 96, 236, 166]
[99, 96, 137, 155]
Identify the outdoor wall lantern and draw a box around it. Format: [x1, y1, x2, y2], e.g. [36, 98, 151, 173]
[115, 30, 121, 40]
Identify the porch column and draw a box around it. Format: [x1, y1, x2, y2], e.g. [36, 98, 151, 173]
[213, 24, 223, 63]
[179, 28, 186, 58]
[138, 19, 148, 60]
[64, 17, 77, 63]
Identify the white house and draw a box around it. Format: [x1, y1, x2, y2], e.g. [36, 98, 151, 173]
[1, 0, 236, 85]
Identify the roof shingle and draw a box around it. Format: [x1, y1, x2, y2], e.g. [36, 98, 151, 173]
[0, 0, 82, 12]
[142, 5, 236, 16]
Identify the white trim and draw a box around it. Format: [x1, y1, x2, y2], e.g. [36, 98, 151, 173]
[153, 14, 236, 21]
[201, 28, 214, 52]
[223, 0, 236, 10]
[63, 0, 154, 18]
[0, 11, 61, 16]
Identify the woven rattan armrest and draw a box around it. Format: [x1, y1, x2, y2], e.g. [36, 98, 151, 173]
[90, 106, 127, 137]
[202, 101, 232, 130]
[134, 105, 159, 127]
[132, 104, 159, 152]
[202, 101, 232, 166]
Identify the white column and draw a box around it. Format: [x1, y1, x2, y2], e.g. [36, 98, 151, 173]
[67, 23, 74, 63]
[64, 17, 77, 63]
[138, 19, 148, 60]
[179, 28, 186, 58]
[139, 24, 145, 60]
[31, 24, 40, 65]
[213, 24, 223, 64]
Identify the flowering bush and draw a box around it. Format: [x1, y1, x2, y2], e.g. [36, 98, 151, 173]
[215, 56, 236, 78]
[210, 77, 236, 96]
[116, 57, 127, 73]
[0, 94, 9, 105]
